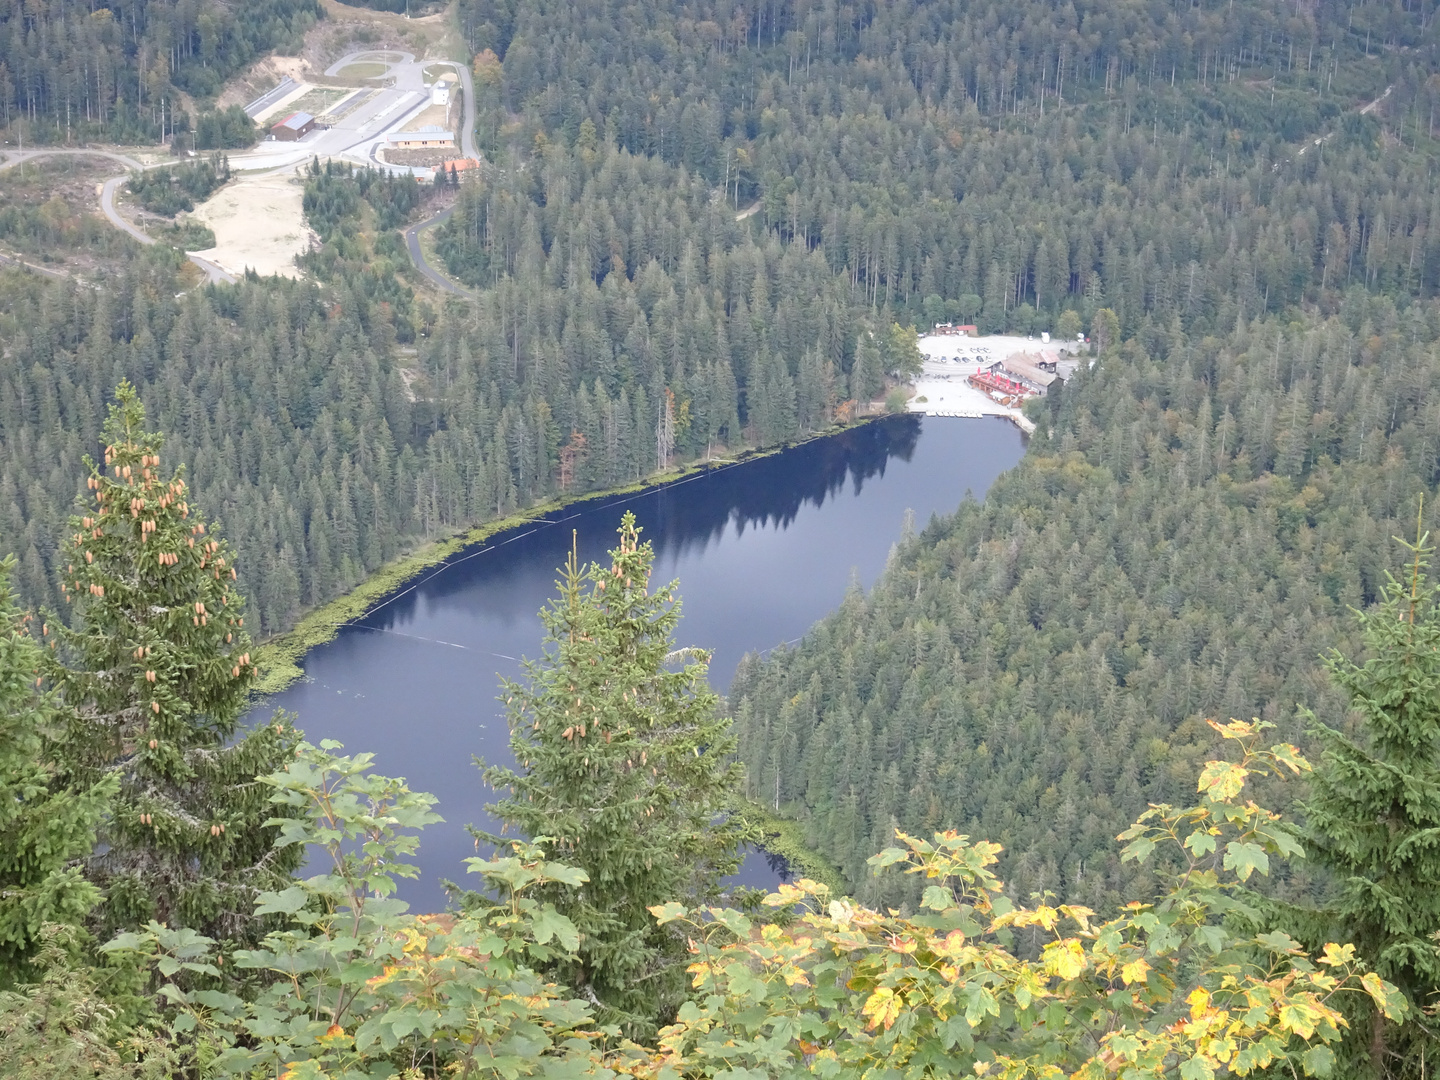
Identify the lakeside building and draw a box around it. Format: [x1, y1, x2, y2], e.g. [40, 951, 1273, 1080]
[968, 368, 1030, 399]
[973, 351, 1077, 399]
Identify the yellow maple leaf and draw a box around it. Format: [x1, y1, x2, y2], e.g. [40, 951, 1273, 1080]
[1188, 986, 1212, 1020]
[1043, 938, 1087, 981]
[1197, 760, 1249, 801]
[862, 987, 902, 1031]
[1319, 942, 1356, 967]
[1121, 957, 1151, 986]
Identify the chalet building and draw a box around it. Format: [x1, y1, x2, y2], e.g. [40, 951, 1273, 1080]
[271, 111, 316, 141]
[968, 368, 1030, 398]
[996, 355, 1059, 396]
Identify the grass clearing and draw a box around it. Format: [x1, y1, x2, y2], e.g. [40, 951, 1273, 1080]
[337, 61, 388, 79]
[286, 87, 349, 116]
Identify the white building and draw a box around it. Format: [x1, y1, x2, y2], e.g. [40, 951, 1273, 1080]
[431, 74, 455, 107]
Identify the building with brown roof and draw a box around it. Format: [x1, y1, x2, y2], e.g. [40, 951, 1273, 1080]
[271, 111, 315, 141]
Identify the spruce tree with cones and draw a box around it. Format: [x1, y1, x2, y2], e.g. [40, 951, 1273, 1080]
[48, 382, 300, 945]
[479, 512, 751, 1036]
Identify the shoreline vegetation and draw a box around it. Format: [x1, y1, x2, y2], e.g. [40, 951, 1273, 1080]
[249, 416, 914, 894]
[737, 799, 848, 894]
[250, 413, 898, 698]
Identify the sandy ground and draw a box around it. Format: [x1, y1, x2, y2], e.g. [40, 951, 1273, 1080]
[218, 56, 310, 110]
[402, 102, 452, 131]
[188, 175, 311, 279]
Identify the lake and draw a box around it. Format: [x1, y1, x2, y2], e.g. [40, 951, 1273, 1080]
[248, 415, 1026, 910]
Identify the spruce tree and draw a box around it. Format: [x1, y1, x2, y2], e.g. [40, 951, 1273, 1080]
[1301, 514, 1440, 1076]
[850, 327, 882, 405]
[48, 382, 301, 945]
[0, 558, 115, 987]
[479, 512, 750, 1035]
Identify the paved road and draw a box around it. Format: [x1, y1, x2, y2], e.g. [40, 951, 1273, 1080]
[328, 50, 476, 164]
[98, 173, 154, 244]
[245, 76, 298, 118]
[1, 52, 481, 289]
[230, 50, 432, 177]
[1, 146, 143, 174]
[447, 59, 479, 162]
[0, 148, 237, 284]
[325, 50, 418, 79]
[403, 204, 474, 296]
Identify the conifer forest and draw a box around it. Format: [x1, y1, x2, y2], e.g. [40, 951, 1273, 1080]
[5, 0, 1440, 1074]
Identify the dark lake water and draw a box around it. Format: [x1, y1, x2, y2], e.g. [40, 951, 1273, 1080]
[247, 415, 1025, 910]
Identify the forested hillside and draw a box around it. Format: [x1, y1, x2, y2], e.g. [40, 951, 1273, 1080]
[0, 0, 319, 142]
[10, 0, 1440, 1073]
[734, 295, 1440, 909]
[447, 0, 1440, 332]
[0, 149, 883, 633]
[5, 0, 1440, 661]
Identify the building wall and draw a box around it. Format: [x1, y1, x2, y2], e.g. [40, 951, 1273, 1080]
[273, 119, 313, 141]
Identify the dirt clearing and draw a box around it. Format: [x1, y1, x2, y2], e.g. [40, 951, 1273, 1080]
[189, 175, 312, 279]
[218, 55, 310, 111]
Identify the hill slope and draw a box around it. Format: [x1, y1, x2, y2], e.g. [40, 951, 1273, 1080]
[734, 298, 1440, 909]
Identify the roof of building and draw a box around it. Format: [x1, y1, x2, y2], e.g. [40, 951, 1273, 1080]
[274, 111, 314, 131]
[1000, 353, 1059, 387]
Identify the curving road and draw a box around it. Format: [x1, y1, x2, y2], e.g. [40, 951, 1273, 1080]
[403, 204, 474, 296]
[0, 52, 481, 291]
[0, 148, 236, 284]
[394, 55, 483, 298]
[396, 56, 480, 295]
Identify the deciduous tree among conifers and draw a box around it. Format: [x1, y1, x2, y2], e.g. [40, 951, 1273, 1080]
[47, 382, 301, 945]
